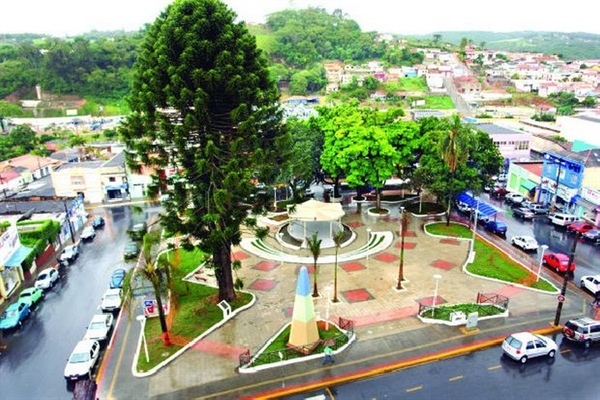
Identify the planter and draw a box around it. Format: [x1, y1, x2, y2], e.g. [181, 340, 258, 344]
[367, 207, 390, 217]
[331, 196, 343, 203]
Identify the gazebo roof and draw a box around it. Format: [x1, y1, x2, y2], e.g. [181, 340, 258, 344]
[288, 199, 345, 222]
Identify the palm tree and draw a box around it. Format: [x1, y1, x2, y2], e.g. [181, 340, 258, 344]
[306, 233, 322, 297]
[122, 229, 173, 346]
[332, 229, 345, 302]
[438, 114, 468, 225]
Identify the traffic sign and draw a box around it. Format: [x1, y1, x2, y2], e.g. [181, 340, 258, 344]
[557, 294, 565, 302]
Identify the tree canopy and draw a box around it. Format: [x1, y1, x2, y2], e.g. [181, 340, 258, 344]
[120, 0, 289, 302]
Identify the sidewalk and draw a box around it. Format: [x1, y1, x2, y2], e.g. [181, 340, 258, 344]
[116, 197, 593, 400]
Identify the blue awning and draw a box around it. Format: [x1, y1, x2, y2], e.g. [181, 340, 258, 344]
[5, 245, 34, 267]
[520, 180, 537, 191]
[570, 194, 581, 204]
[456, 192, 502, 217]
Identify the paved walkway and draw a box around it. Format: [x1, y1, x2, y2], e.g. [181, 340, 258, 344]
[101, 194, 594, 400]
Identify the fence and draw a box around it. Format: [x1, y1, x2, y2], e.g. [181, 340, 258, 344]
[418, 292, 509, 320]
[238, 317, 354, 368]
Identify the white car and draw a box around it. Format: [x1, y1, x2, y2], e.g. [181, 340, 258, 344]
[101, 288, 122, 312]
[580, 275, 600, 295]
[510, 235, 539, 252]
[59, 244, 80, 264]
[83, 314, 114, 341]
[80, 226, 96, 242]
[34, 268, 59, 289]
[505, 193, 525, 204]
[64, 340, 100, 381]
[502, 332, 557, 364]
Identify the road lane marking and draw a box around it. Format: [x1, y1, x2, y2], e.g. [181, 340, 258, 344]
[106, 314, 132, 400]
[560, 348, 571, 354]
[324, 387, 336, 399]
[488, 365, 502, 370]
[449, 375, 463, 381]
[406, 385, 423, 392]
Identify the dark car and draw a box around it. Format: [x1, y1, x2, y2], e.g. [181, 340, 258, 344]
[123, 242, 140, 260]
[92, 217, 105, 229]
[485, 220, 507, 237]
[582, 229, 600, 244]
[129, 222, 148, 241]
[110, 269, 126, 289]
[512, 207, 535, 220]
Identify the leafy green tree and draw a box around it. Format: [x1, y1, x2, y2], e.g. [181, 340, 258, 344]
[122, 230, 173, 345]
[289, 72, 308, 95]
[306, 232, 322, 297]
[120, 0, 289, 302]
[363, 76, 379, 91]
[581, 96, 597, 108]
[317, 102, 418, 208]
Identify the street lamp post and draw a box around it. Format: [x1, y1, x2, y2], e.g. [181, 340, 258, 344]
[432, 274, 442, 317]
[366, 228, 372, 267]
[136, 315, 150, 363]
[273, 187, 277, 210]
[324, 285, 332, 330]
[553, 232, 580, 326]
[278, 232, 284, 266]
[278, 351, 285, 388]
[397, 207, 406, 290]
[537, 244, 549, 282]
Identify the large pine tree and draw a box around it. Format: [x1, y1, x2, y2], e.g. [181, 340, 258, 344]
[120, 0, 288, 301]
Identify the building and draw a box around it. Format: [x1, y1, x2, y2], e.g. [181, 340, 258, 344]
[476, 123, 532, 162]
[0, 223, 31, 304]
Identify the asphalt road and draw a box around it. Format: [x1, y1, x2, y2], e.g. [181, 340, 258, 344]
[0, 205, 139, 399]
[471, 193, 599, 292]
[287, 337, 600, 400]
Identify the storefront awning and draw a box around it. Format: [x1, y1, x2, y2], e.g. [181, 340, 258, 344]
[5, 245, 33, 267]
[520, 180, 537, 191]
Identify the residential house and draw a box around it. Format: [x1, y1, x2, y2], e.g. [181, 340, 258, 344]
[506, 162, 543, 200]
[0, 169, 26, 196]
[0, 223, 30, 304]
[453, 76, 481, 94]
[2, 154, 55, 180]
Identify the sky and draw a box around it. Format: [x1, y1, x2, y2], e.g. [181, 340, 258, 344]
[1, 0, 599, 37]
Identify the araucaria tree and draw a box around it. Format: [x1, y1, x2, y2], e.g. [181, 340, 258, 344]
[120, 0, 288, 302]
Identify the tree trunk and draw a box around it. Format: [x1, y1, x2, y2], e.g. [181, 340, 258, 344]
[154, 282, 171, 346]
[214, 245, 236, 302]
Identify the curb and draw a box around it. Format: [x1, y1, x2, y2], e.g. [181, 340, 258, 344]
[250, 324, 563, 399]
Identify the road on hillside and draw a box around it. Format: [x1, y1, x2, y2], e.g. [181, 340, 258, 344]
[286, 336, 600, 400]
[0, 205, 149, 399]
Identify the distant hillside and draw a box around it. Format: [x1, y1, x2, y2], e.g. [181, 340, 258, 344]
[409, 31, 600, 60]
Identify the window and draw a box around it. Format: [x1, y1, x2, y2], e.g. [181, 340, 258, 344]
[109, 177, 116, 183]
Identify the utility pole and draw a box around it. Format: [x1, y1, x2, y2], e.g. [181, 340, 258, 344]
[553, 232, 580, 326]
[63, 199, 76, 243]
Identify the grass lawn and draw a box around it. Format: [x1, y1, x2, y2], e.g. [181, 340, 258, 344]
[421, 95, 455, 109]
[420, 303, 505, 320]
[135, 247, 253, 373]
[425, 222, 555, 292]
[425, 222, 471, 238]
[246, 322, 346, 368]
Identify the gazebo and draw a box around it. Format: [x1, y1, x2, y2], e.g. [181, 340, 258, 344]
[286, 199, 345, 248]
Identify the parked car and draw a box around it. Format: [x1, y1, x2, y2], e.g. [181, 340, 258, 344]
[0, 301, 31, 330]
[485, 220, 507, 237]
[512, 207, 535, 220]
[580, 275, 600, 295]
[528, 203, 550, 215]
[35, 267, 59, 289]
[92, 217, 105, 229]
[80, 227, 96, 242]
[129, 222, 148, 241]
[123, 242, 140, 260]
[504, 193, 525, 205]
[101, 288, 122, 312]
[542, 252, 576, 273]
[502, 332, 557, 363]
[562, 317, 600, 349]
[64, 340, 101, 381]
[510, 235, 539, 252]
[566, 221, 595, 235]
[455, 201, 473, 215]
[18, 287, 44, 307]
[491, 187, 509, 199]
[109, 269, 126, 289]
[548, 212, 578, 227]
[583, 229, 600, 244]
[59, 244, 80, 264]
[83, 314, 114, 342]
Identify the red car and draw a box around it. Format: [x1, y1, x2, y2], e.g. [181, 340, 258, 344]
[566, 221, 595, 235]
[542, 252, 576, 273]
